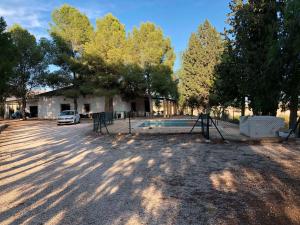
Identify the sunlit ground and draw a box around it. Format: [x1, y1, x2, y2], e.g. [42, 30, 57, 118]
[0, 121, 299, 225]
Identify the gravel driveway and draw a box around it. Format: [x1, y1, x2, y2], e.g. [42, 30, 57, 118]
[0, 120, 300, 225]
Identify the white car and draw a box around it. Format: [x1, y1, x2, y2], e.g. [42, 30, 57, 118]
[57, 110, 80, 125]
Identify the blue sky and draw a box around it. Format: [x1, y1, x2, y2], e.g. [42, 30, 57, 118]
[0, 0, 230, 70]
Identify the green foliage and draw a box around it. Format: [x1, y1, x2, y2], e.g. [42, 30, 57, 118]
[44, 6, 177, 107]
[281, 0, 300, 127]
[180, 20, 224, 111]
[119, 64, 146, 100]
[125, 22, 177, 99]
[84, 14, 126, 97]
[126, 22, 175, 68]
[211, 38, 245, 109]
[50, 4, 93, 53]
[212, 0, 283, 116]
[48, 4, 94, 109]
[8, 24, 48, 117]
[0, 17, 15, 101]
[85, 14, 126, 65]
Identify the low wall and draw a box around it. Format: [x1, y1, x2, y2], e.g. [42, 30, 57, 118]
[240, 116, 284, 138]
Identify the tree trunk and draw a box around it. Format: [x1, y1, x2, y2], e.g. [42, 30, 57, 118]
[22, 96, 27, 120]
[0, 97, 5, 119]
[191, 107, 194, 116]
[241, 97, 245, 116]
[289, 93, 298, 129]
[105, 96, 113, 112]
[74, 97, 78, 111]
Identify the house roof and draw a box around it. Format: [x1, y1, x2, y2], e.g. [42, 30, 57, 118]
[36, 86, 74, 97]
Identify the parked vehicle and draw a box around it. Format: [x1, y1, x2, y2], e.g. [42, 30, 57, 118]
[57, 110, 80, 125]
[11, 111, 30, 119]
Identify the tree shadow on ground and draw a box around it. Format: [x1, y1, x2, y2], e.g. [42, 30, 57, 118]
[0, 121, 299, 225]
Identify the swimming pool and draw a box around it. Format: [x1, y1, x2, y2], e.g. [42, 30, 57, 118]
[139, 119, 202, 127]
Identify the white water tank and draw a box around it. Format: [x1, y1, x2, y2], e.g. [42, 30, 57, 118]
[240, 116, 285, 138]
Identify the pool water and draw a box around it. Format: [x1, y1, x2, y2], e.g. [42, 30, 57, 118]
[139, 119, 202, 127]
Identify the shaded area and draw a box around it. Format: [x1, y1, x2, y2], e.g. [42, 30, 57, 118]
[0, 121, 299, 225]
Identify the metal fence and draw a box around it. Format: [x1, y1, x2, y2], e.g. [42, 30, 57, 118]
[92, 111, 226, 141]
[92, 112, 114, 134]
[190, 113, 225, 141]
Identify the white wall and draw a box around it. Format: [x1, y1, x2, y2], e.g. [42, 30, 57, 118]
[23, 94, 150, 119]
[37, 95, 106, 119]
[113, 95, 131, 112]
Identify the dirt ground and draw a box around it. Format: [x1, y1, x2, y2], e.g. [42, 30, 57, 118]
[0, 120, 300, 225]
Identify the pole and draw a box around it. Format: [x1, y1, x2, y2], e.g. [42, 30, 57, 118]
[129, 111, 131, 134]
[206, 113, 210, 140]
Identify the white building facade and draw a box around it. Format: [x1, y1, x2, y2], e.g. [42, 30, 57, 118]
[4, 89, 178, 119]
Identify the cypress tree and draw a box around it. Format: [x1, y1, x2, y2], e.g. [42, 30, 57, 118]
[180, 20, 223, 114]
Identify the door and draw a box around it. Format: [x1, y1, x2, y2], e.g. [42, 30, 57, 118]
[29, 106, 38, 117]
[144, 98, 150, 112]
[131, 102, 136, 112]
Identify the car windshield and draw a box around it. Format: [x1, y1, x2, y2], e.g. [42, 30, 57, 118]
[60, 111, 74, 116]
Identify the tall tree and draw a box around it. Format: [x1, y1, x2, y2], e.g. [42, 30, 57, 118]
[180, 20, 223, 115]
[211, 0, 248, 115]
[49, 4, 93, 111]
[8, 24, 48, 119]
[84, 13, 126, 111]
[281, 0, 300, 128]
[211, 38, 245, 113]
[243, 0, 282, 115]
[126, 22, 176, 100]
[0, 17, 15, 117]
[213, 0, 283, 116]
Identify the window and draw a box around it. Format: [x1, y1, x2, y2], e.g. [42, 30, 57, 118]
[60, 110, 74, 116]
[84, 104, 90, 113]
[61, 104, 70, 112]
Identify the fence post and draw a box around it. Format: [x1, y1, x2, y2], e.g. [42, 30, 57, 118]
[201, 114, 204, 135]
[128, 111, 131, 134]
[206, 113, 210, 139]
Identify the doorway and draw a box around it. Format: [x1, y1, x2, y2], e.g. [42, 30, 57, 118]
[29, 106, 38, 117]
[144, 98, 150, 112]
[131, 102, 136, 112]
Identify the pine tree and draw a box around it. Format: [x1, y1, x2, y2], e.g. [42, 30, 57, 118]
[84, 13, 127, 111]
[180, 20, 223, 115]
[126, 22, 176, 99]
[0, 18, 15, 100]
[0, 17, 15, 117]
[49, 4, 93, 111]
[8, 25, 48, 119]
